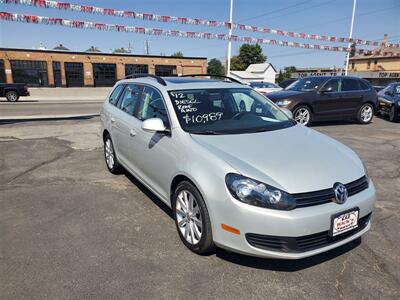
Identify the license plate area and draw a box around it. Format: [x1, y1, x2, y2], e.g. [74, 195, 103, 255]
[330, 208, 359, 237]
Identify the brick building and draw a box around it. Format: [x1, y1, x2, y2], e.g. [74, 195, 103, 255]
[348, 35, 400, 86]
[0, 47, 207, 87]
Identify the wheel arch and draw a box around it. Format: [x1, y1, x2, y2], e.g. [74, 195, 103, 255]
[103, 129, 110, 142]
[293, 102, 314, 113]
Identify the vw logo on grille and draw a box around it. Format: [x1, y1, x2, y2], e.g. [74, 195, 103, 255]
[333, 182, 348, 204]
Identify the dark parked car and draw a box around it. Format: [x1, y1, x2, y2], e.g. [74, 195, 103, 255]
[267, 76, 378, 126]
[377, 82, 400, 122]
[0, 83, 30, 102]
[279, 78, 297, 89]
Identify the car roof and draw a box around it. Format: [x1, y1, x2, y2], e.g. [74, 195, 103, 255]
[117, 76, 248, 90]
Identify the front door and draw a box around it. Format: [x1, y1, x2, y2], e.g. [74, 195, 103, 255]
[313, 78, 341, 119]
[129, 85, 178, 199]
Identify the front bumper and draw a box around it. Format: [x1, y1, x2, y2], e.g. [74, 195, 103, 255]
[212, 181, 375, 259]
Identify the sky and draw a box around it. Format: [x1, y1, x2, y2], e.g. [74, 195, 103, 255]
[0, 0, 399, 70]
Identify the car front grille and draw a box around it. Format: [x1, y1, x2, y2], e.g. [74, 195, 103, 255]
[245, 213, 371, 253]
[292, 176, 369, 208]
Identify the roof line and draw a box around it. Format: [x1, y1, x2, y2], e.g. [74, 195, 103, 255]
[0, 47, 207, 60]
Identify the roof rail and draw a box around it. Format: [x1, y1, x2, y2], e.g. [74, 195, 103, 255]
[180, 74, 244, 84]
[124, 73, 167, 86]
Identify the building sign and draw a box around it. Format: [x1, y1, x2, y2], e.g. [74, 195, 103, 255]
[5, 69, 12, 74]
[292, 71, 346, 78]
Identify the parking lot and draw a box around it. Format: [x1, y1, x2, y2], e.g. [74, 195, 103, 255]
[0, 117, 399, 299]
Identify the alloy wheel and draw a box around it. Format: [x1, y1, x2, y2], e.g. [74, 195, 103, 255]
[294, 108, 310, 125]
[389, 106, 395, 121]
[360, 105, 373, 123]
[175, 190, 203, 245]
[105, 139, 115, 169]
[7, 92, 18, 102]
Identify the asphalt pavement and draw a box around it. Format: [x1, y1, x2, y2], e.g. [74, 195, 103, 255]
[0, 117, 399, 299]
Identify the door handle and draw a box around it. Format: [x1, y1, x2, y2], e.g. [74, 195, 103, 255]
[129, 129, 137, 137]
[110, 117, 116, 124]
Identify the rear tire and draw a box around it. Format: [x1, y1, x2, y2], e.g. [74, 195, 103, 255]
[389, 106, 399, 122]
[6, 91, 19, 102]
[293, 105, 312, 126]
[104, 134, 122, 174]
[172, 181, 215, 254]
[357, 103, 374, 124]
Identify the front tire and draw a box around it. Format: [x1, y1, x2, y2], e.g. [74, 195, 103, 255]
[172, 181, 215, 254]
[104, 134, 122, 174]
[293, 105, 312, 126]
[6, 91, 19, 102]
[357, 103, 374, 124]
[389, 106, 399, 122]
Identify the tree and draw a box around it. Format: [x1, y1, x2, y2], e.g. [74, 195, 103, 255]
[230, 55, 246, 71]
[207, 58, 225, 76]
[230, 44, 267, 71]
[277, 66, 297, 83]
[171, 51, 183, 57]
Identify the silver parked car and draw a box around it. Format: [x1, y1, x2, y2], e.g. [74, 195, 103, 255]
[100, 74, 375, 259]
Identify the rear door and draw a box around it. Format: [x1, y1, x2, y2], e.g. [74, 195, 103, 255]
[110, 83, 143, 173]
[339, 78, 365, 117]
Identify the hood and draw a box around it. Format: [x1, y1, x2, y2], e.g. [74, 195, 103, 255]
[190, 125, 364, 193]
[267, 90, 308, 101]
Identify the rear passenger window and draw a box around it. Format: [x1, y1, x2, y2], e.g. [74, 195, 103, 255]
[341, 79, 360, 91]
[118, 84, 142, 115]
[359, 80, 370, 90]
[109, 85, 124, 106]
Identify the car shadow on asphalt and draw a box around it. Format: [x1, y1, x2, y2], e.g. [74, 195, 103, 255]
[123, 169, 173, 219]
[215, 237, 361, 271]
[310, 120, 358, 127]
[121, 169, 362, 271]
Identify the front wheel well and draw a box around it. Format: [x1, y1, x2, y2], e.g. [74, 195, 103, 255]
[293, 103, 313, 113]
[170, 175, 198, 204]
[103, 129, 110, 142]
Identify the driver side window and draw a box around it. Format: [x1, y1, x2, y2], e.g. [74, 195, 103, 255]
[137, 86, 169, 126]
[322, 79, 340, 92]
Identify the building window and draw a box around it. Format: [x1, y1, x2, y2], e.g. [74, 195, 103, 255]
[52, 61, 62, 87]
[10, 60, 48, 87]
[64, 62, 84, 87]
[351, 62, 355, 70]
[93, 63, 116, 87]
[125, 64, 148, 77]
[0, 60, 5, 83]
[367, 60, 371, 69]
[155, 65, 177, 76]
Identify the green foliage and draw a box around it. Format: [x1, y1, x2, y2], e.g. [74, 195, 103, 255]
[207, 58, 225, 76]
[171, 51, 184, 57]
[230, 44, 267, 71]
[277, 66, 297, 83]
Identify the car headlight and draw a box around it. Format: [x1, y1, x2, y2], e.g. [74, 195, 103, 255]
[225, 173, 296, 210]
[276, 99, 291, 106]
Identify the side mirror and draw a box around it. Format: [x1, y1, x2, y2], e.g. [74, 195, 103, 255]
[281, 108, 293, 119]
[142, 118, 167, 133]
[384, 90, 393, 96]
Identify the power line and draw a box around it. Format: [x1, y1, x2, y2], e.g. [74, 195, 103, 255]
[237, 0, 312, 23]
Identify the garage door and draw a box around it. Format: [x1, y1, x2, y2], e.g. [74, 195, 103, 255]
[65, 62, 84, 87]
[93, 63, 116, 87]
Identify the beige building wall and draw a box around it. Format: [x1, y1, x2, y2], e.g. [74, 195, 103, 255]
[349, 57, 400, 72]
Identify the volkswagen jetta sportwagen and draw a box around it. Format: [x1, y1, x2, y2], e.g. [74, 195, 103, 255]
[100, 74, 375, 259]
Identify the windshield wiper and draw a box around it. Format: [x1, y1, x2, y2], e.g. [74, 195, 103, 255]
[190, 130, 225, 135]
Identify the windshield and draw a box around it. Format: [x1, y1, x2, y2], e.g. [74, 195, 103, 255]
[168, 88, 295, 135]
[286, 77, 327, 92]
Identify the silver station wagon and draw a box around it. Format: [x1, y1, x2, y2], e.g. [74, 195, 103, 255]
[100, 74, 375, 259]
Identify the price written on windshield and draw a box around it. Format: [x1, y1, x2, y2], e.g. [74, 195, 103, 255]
[183, 112, 223, 124]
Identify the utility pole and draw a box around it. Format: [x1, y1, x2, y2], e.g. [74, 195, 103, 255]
[226, 0, 234, 76]
[345, 0, 357, 76]
[145, 40, 150, 55]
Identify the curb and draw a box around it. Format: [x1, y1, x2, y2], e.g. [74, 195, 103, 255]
[0, 113, 100, 123]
